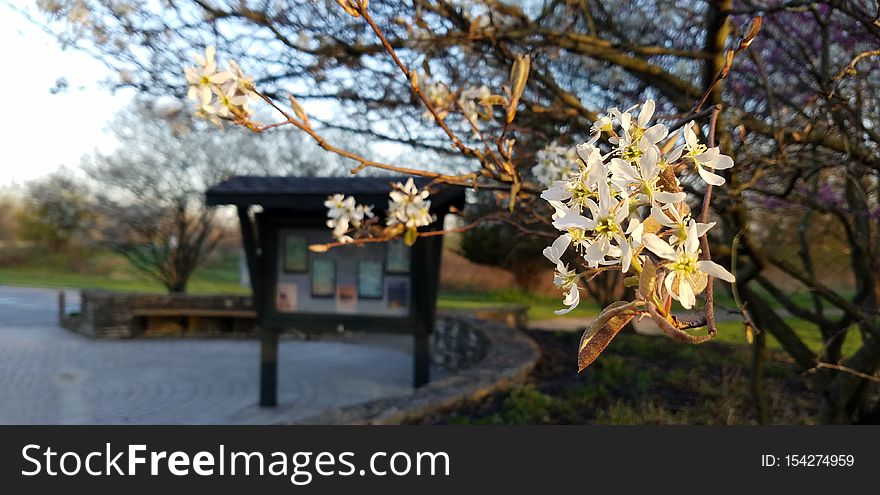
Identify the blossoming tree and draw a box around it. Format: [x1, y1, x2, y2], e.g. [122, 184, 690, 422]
[34, 0, 880, 422]
[176, 0, 750, 373]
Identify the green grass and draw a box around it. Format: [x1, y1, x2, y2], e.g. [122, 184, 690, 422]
[713, 318, 863, 358]
[0, 247, 248, 295]
[437, 288, 600, 320]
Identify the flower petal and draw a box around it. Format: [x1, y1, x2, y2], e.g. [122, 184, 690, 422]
[616, 234, 632, 273]
[694, 147, 719, 164]
[678, 279, 695, 309]
[684, 122, 698, 149]
[695, 221, 715, 237]
[642, 233, 677, 260]
[666, 144, 684, 164]
[638, 146, 660, 179]
[654, 191, 686, 204]
[638, 99, 655, 128]
[641, 123, 667, 145]
[686, 219, 700, 255]
[696, 260, 735, 283]
[698, 166, 726, 186]
[610, 158, 640, 182]
[713, 153, 734, 170]
[555, 286, 580, 315]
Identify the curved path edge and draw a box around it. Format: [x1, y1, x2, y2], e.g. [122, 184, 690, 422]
[292, 316, 539, 425]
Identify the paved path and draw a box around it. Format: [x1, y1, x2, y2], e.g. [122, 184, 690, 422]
[530, 316, 664, 335]
[0, 286, 417, 424]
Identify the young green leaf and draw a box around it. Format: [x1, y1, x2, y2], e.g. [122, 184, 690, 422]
[404, 227, 418, 246]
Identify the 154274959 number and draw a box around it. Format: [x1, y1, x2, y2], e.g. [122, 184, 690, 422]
[762, 454, 855, 467]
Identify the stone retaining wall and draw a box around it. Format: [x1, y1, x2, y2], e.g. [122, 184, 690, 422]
[430, 316, 489, 371]
[63, 290, 254, 338]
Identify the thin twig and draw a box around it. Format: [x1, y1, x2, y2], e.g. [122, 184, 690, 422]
[811, 363, 880, 383]
[695, 104, 723, 340]
[253, 92, 479, 186]
[354, 0, 493, 165]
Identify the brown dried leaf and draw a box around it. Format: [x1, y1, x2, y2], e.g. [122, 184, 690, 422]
[739, 16, 763, 50]
[578, 300, 641, 372]
[506, 54, 530, 124]
[480, 94, 508, 107]
[656, 167, 682, 195]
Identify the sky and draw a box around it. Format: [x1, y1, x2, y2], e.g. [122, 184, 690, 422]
[0, 2, 132, 187]
[0, 2, 429, 190]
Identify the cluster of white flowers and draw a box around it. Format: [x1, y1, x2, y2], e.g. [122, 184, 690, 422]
[323, 178, 434, 245]
[387, 178, 435, 229]
[184, 46, 254, 127]
[540, 100, 735, 315]
[324, 194, 374, 243]
[531, 143, 580, 187]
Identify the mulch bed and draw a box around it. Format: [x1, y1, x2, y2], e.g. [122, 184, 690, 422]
[412, 329, 820, 425]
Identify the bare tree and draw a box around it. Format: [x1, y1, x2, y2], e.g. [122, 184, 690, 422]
[84, 99, 351, 292]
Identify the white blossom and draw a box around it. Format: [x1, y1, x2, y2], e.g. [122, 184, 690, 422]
[387, 178, 435, 229]
[324, 194, 374, 243]
[552, 264, 581, 315]
[650, 204, 715, 247]
[642, 221, 735, 309]
[683, 122, 735, 186]
[539, 99, 736, 313]
[184, 46, 254, 127]
[608, 147, 686, 206]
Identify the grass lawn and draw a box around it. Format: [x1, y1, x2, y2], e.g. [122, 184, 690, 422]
[0, 247, 248, 295]
[437, 288, 600, 321]
[713, 318, 863, 359]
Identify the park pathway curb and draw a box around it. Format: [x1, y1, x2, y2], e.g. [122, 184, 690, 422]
[293, 316, 540, 425]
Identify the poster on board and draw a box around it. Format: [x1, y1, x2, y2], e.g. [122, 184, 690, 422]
[386, 239, 410, 274]
[387, 280, 408, 310]
[358, 260, 384, 299]
[276, 283, 298, 312]
[283, 235, 308, 272]
[311, 258, 336, 297]
[336, 285, 357, 312]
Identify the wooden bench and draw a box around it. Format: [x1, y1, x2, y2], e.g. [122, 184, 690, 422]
[132, 308, 257, 335]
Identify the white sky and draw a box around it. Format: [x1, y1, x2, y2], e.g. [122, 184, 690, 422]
[0, 2, 428, 190]
[0, 2, 132, 187]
